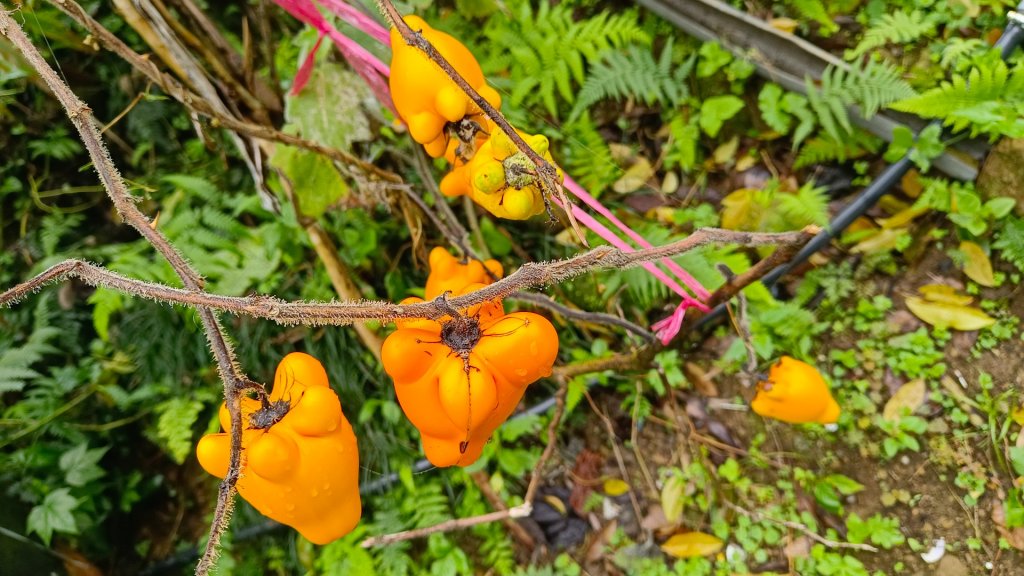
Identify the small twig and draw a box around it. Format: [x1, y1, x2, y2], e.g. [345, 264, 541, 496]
[469, 471, 536, 550]
[359, 376, 568, 549]
[717, 264, 758, 379]
[410, 145, 477, 259]
[510, 292, 655, 341]
[375, 0, 587, 244]
[524, 376, 569, 504]
[723, 501, 879, 553]
[583, 390, 645, 526]
[630, 379, 660, 497]
[360, 503, 533, 548]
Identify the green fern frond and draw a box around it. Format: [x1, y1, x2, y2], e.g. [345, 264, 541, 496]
[805, 61, 917, 141]
[846, 10, 936, 60]
[794, 131, 880, 168]
[889, 60, 1024, 137]
[482, 2, 651, 117]
[784, 0, 837, 34]
[570, 40, 692, 119]
[939, 38, 988, 71]
[559, 113, 620, 195]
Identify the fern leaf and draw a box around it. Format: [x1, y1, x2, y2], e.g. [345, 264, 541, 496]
[847, 10, 936, 60]
[889, 60, 1024, 137]
[560, 113, 620, 194]
[784, 0, 837, 34]
[571, 41, 692, 119]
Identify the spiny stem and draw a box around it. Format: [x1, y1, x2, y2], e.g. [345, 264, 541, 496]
[0, 8, 254, 574]
[1, 228, 816, 326]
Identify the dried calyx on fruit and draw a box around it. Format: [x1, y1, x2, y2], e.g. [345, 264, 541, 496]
[440, 125, 563, 220]
[382, 252, 558, 467]
[751, 356, 840, 424]
[196, 353, 361, 544]
[389, 15, 501, 158]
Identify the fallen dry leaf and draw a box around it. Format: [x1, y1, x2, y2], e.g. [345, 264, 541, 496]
[660, 531, 725, 558]
[918, 284, 973, 305]
[612, 157, 654, 194]
[959, 241, 996, 287]
[883, 379, 926, 422]
[905, 287, 996, 331]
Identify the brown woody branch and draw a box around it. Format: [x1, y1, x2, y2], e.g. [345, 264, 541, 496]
[1, 229, 816, 326]
[0, 8, 251, 574]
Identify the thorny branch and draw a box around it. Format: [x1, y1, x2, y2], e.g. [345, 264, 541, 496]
[0, 8, 253, 574]
[1, 229, 816, 325]
[375, 0, 587, 244]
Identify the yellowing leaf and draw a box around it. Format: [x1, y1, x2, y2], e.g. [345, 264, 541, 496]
[661, 475, 685, 524]
[603, 478, 631, 496]
[883, 379, 927, 422]
[721, 188, 769, 231]
[542, 494, 567, 515]
[878, 205, 928, 229]
[660, 532, 724, 558]
[918, 285, 974, 306]
[960, 241, 996, 287]
[850, 228, 907, 253]
[712, 136, 739, 165]
[905, 296, 996, 331]
[612, 158, 654, 194]
[769, 17, 798, 34]
[1011, 405, 1024, 426]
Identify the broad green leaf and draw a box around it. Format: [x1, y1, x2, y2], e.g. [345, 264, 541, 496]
[959, 241, 996, 287]
[905, 296, 995, 331]
[699, 95, 745, 137]
[59, 443, 109, 487]
[285, 64, 371, 151]
[1009, 446, 1024, 477]
[271, 145, 348, 218]
[27, 489, 79, 545]
[660, 531, 724, 558]
[883, 379, 926, 422]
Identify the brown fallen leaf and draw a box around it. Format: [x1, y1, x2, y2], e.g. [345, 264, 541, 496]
[660, 531, 725, 558]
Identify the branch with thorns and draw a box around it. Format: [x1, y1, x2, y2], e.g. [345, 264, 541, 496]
[0, 6, 257, 572]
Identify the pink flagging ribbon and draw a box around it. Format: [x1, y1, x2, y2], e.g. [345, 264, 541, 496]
[563, 175, 711, 301]
[273, 0, 394, 112]
[274, 0, 711, 342]
[318, 0, 390, 45]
